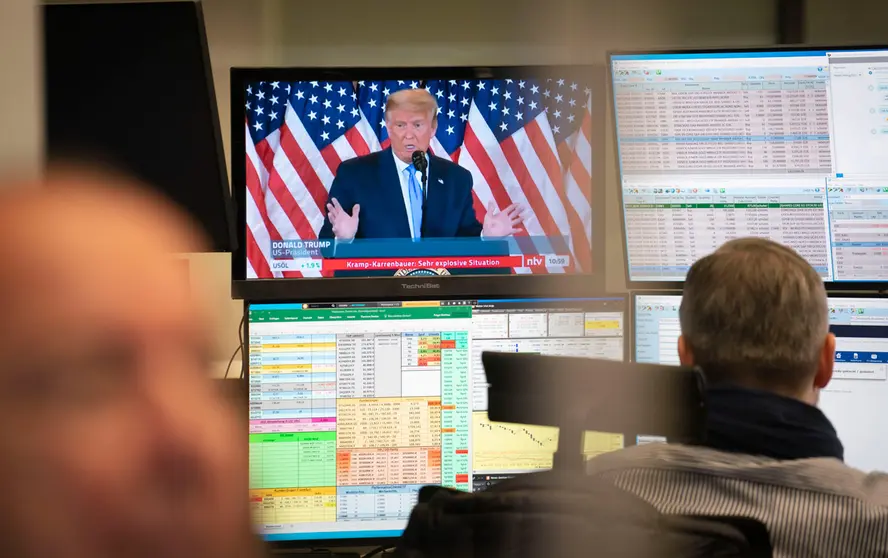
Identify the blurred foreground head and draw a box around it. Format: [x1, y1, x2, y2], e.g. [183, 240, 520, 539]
[0, 167, 256, 558]
[678, 237, 834, 405]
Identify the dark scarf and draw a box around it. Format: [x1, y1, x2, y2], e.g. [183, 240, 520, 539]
[702, 385, 844, 461]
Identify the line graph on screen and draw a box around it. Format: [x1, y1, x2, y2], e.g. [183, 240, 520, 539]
[472, 412, 624, 471]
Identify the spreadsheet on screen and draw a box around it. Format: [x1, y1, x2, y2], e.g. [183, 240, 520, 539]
[611, 49, 888, 283]
[633, 294, 888, 472]
[248, 297, 626, 542]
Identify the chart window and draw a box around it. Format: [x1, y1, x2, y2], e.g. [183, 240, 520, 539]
[612, 48, 888, 284]
[633, 295, 682, 365]
[632, 293, 888, 472]
[821, 298, 888, 473]
[612, 52, 832, 176]
[826, 178, 888, 281]
[622, 177, 830, 280]
[249, 302, 471, 541]
[827, 52, 888, 176]
[468, 297, 626, 487]
[249, 296, 627, 542]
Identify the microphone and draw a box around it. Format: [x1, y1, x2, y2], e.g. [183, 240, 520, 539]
[412, 150, 428, 201]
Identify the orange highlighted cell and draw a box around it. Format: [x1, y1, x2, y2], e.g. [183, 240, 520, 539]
[336, 447, 442, 486]
[336, 397, 442, 449]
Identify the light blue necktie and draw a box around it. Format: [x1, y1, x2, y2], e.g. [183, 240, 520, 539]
[405, 165, 423, 239]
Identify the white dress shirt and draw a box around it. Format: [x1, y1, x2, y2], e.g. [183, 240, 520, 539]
[392, 150, 428, 238]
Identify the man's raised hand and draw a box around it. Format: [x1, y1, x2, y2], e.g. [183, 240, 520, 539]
[326, 198, 360, 241]
[482, 202, 525, 237]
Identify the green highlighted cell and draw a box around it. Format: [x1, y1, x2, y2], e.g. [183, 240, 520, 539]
[250, 306, 472, 323]
[250, 431, 337, 489]
[249, 431, 336, 444]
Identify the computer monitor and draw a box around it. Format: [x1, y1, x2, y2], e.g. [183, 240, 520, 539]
[247, 295, 626, 543]
[43, 2, 234, 252]
[610, 46, 888, 288]
[231, 66, 605, 300]
[631, 292, 888, 472]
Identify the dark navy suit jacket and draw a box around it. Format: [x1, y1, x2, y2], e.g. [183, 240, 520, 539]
[318, 148, 482, 239]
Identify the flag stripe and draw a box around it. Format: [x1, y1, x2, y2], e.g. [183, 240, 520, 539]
[253, 128, 298, 239]
[321, 143, 345, 177]
[464, 115, 551, 272]
[355, 116, 382, 152]
[523, 120, 580, 272]
[268, 153, 318, 240]
[565, 171, 593, 271]
[463, 113, 530, 237]
[246, 226, 274, 279]
[500, 135, 559, 237]
[245, 131, 284, 245]
[245, 158, 283, 278]
[279, 124, 329, 215]
[344, 126, 372, 157]
[520, 119, 572, 235]
[246, 141, 304, 278]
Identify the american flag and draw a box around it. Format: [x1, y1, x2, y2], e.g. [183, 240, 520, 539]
[244, 77, 593, 278]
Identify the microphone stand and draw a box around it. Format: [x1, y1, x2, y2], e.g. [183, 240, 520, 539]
[412, 150, 429, 236]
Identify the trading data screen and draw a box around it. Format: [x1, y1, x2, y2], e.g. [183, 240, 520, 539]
[633, 293, 888, 472]
[611, 49, 888, 283]
[240, 70, 595, 280]
[248, 297, 625, 542]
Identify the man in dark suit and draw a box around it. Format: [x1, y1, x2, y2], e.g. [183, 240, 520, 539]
[319, 88, 524, 241]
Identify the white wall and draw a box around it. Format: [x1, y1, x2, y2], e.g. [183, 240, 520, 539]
[0, 0, 42, 178]
[270, 0, 777, 293]
[806, 0, 888, 44]
[191, 0, 283, 377]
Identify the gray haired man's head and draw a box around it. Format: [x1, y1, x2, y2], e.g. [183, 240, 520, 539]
[678, 237, 835, 402]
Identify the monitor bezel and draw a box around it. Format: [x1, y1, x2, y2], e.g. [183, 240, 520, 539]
[607, 43, 888, 292]
[243, 292, 629, 548]
[230, 65, 607, 301]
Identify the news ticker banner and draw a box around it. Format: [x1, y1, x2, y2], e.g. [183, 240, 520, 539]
[271, 256, 571, 273]
[267, 239, 572, 272]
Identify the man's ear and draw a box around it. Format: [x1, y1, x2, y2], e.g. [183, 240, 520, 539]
[814, 333, 835, 389]
[678, 335, 694, 367]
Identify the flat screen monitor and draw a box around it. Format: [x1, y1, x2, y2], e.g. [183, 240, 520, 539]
[43, 1, 234, 251]
[231, 66, 604, 300]
[632, 292, 888, 472]
[247, 295, 626, 543]
[610, 46, 888, 287]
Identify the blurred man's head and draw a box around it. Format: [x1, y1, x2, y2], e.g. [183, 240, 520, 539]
[385, 88, 438, 163]
[0, 169, 255, 558]
[678, 237, 834, 405]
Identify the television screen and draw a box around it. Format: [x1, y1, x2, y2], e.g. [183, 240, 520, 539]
[632, 292, 888, 472]
[233, 67, 598, 284]
[247, 296, 625, 542]
[611, 47, 888, 286]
